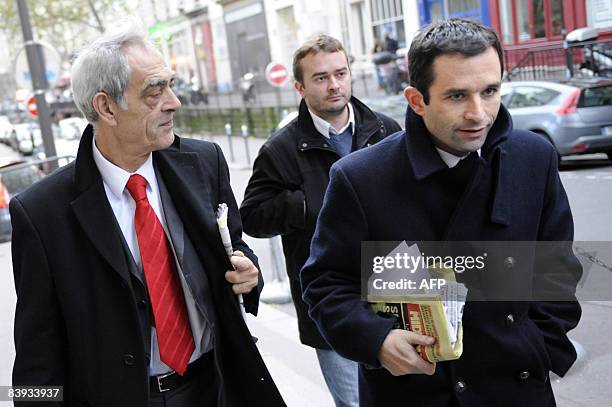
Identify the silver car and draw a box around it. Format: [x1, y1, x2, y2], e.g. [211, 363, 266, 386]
[501, 79, 612, 158]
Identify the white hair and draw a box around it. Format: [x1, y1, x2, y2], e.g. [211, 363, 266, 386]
[71, 21, 157, 123]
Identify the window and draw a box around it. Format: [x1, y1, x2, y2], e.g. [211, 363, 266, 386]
[499, 0, 514, 45]
[448, 0, 481, 20]
[500, 0, 566, 44]
[508, 86, 560, 108]
[579, 85, 612, 108]
[550, 0, 565, 36]
[370, 0, 405, 48]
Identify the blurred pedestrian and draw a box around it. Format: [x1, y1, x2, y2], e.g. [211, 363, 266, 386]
[384, 32, 399, 54]
[240, 34, 401, 407]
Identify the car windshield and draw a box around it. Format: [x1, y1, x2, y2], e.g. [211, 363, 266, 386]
[579, 85, 612, 108]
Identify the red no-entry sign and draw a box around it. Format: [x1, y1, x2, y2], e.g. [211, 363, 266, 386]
[27, 96, 38, 117]
[265, 62, 290, 87]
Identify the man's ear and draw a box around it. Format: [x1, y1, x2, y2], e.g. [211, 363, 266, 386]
[92, 92, 118, 126]
[294, 80, 305, 98]
[404, 86, 426, 116]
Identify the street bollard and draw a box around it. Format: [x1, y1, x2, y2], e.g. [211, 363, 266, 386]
[224, 123, 235, 162]
[241, 124, 251, 166]
[260, 235, 291, 304]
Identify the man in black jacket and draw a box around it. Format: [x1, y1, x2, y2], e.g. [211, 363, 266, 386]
[240, 35, 401, 406]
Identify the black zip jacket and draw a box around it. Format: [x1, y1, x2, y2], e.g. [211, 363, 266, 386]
[240, 96, 401, 348]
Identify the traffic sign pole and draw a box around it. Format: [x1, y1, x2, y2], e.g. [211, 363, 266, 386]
[265, 62, 290, 124]
[16, 0, 57, 164]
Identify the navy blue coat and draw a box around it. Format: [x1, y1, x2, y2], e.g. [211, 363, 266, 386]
[301, 106, 582, 407]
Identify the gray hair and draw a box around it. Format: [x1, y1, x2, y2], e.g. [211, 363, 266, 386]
[71, 23, 156, 123]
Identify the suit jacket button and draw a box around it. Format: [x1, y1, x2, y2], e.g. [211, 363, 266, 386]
[302, 143, 307, 148]
[505, 314, 515, 326]
[454, 381, 466, 393]
[123, 354, 135, 366]
[519, 371, 530, 380]
[504, 256, 515, 269]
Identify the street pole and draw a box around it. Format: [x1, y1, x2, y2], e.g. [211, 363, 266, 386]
[16, 0, 57, 165]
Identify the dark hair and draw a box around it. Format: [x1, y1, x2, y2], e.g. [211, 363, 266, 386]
[293, 34, 348, 84]
[408, 18, 504, 104]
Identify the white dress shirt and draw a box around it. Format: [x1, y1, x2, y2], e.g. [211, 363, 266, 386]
[92, 137, 209, 375]
[436, 147, 481, 168]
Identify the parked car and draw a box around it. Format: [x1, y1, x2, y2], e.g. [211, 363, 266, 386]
[9, 122, 42, 155]
[0, 158, 47, 242]
[58, 117, 88, 140]
[0, 115, 13, 145]
[501, 79, 612, 158]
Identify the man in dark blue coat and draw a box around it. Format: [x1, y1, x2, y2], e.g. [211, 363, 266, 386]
[301, 19, 582, 407]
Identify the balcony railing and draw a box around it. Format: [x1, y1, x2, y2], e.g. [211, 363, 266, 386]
[504, 39, 612, 82]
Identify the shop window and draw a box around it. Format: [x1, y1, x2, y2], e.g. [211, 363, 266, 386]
[502, 0, 566, 44]
[448, 0, 481, 20]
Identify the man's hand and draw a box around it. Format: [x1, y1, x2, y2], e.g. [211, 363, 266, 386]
[378, 329, 437, 376]
[225, 250, 259, 294]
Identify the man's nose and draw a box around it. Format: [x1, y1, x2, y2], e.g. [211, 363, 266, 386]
[163, 88, 182, 111]
[464, 96, 485, 122]
[328, 76, 340, 91]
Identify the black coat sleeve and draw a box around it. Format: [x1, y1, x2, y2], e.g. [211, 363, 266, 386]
[300, 164, 395, 366]
[11, 196, 67, 403]
[530, 148, 582, 377]
[214, 143, 263, 315]
[240, 143, 306, 238]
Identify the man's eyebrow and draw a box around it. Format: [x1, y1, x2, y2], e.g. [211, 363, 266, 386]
[141, 75, 177, 94]
[443, 82, 501, 96]
[311, 67, 347, 79]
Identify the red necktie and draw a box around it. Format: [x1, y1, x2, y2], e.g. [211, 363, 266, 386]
[126, 174, 195, 375]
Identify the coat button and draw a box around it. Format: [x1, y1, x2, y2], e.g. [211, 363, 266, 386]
[504, 256, 515, 269]
[123, 354, 135, 366]
[302, 143, 307, 148]
[323, 143, 329, 147]
[505, 314, 515, 326]
[454, 381, 466, 393]
[137, 299, 147, 309]
[518, 371, 530, 380]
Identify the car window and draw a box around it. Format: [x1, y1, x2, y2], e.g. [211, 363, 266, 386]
[579, 85, 612, 108]
[501, 90, 513, 106]
[508, 87, 559, 108]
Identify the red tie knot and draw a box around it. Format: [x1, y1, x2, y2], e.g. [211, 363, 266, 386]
[126, 174, 148, 202]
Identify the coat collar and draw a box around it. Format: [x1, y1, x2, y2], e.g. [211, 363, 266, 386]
[71, 125, 222, 282]
[296, 96, 384, 151]
[403, 105, 514, 227]
[403, 104, 513, 181]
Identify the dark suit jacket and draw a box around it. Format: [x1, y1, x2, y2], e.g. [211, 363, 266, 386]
[301, 106, 582, 407]
[11, 125, 285, 406]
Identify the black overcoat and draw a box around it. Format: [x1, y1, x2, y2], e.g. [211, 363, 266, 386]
[240, 97, 401, 348]
[301, 106, 582, 406]
[11, 126, 285, 406]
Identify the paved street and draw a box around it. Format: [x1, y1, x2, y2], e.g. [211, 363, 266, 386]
[1, 135, 611, 406]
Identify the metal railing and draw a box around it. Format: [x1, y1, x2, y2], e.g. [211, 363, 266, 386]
[505, 39, 612, 82]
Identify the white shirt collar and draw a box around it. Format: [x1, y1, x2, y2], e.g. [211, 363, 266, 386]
[435, 147, 481, 168]
[309, 102, 355, 139]
[92, 136, 157, 198]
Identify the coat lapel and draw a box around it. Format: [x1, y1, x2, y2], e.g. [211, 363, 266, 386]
[70, 125, 130, 283]
[153, 145, 227, 261]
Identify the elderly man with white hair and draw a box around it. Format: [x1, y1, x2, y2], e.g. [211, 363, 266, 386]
[10, 22, 284, 407]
